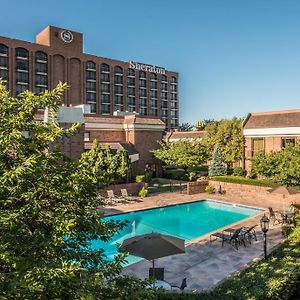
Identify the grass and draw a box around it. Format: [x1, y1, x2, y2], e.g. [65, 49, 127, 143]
[211, 175, 280, 187]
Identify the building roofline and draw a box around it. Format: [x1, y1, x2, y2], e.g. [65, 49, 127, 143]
[249, 108, 300, 116]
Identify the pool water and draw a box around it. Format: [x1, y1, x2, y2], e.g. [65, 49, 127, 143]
[90, 200, 261, 265]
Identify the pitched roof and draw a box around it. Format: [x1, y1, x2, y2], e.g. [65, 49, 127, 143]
[84, 142, 138, 155]
[164, 130, 205, 141]
[244, 109, 300, 129]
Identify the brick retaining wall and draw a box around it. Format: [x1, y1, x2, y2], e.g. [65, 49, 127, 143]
[209, 180, 299, 210]
[187, 181, 209, 195]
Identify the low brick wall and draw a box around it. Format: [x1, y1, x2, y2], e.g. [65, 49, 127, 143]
[101, 182, 144, 197]
[209, 180, 299, 210]
[187, 181, 209, 195]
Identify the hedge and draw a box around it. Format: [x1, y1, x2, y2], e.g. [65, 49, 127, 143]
[156, 216, 300, 300]
[211, 176, 279, 187]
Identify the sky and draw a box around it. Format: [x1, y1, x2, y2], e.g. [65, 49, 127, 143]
[1, 0, 300, 125]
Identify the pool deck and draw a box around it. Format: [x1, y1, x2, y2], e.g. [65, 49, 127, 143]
[101, 191, 284, 292]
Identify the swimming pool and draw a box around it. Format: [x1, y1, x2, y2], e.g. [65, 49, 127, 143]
[91, 200, 261, 265]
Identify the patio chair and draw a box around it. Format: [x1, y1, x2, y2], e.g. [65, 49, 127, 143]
[149, 267, 164, 281]
[210, 227, 243, 250]
[106, 190, 120, 204]
[120, 188, 141, 202]
[171, 278, 187, 292]
[224, 225, 257, 244]
[269, 207, 282, 225]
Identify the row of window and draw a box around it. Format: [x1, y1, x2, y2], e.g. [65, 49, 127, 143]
[250, 137, 296, 157]
[0, 44, 48, 94]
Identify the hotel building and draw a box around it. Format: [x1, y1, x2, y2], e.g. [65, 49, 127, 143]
[0, 25, 179, 130]
[0, 25, 176, 175]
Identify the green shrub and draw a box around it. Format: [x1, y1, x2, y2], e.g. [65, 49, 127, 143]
[233, 167, 246, 176]
[189, 172, 198, 181]
[138, 187, 149, 197]
[211, 176, 278, 187]
[136, 175, 146, 183]
[144, 170, 154, 183]
[163, 169, 185, 180]
[205, 186, 214, 194]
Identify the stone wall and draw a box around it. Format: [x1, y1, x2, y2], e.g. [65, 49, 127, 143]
[187, 181, 209, 195]
[209, 180, 299, 210]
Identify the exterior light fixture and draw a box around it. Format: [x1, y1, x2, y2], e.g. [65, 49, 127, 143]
[260, 214, 270, 259]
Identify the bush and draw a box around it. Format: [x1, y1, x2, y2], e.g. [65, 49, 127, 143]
[205, 186, 215, 194]
[211, 176, 278, 187]
[189, 172, 198, 181]
[136, 175, 146, 183]
[232, 167, 246, 176]
[163, 169, 185, 180]
[144, 170, 154, 183]
[138, 187, 149, 197]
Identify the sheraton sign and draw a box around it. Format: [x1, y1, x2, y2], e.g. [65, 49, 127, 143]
[129, 61, 166, 75]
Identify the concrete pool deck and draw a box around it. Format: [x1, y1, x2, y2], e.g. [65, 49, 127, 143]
[101, 191, 284, 292]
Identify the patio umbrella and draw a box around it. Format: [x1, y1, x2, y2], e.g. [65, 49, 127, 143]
[267, 186, 299, 210]
[120, 232, 185, 275]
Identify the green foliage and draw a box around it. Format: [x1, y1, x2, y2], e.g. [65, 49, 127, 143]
[178, 122, 195, 131]
[211, 176, 279, 187]
[144, 170, 154, 182]
[252, 142, 300, 186]
[0, 81, 150, 299]
[205, 186, 215, 194]
[203, 117, 243, 167]
[156, 214, 300, 300]
[138, 187, 149, 197]
[232, 166, 246, 176]
[208, 145, 227, 177]
[163, 168, 186, 180]
[136, 175, 146, 183]
[188, 171, 198, 181]
[153, 140, 208, 171]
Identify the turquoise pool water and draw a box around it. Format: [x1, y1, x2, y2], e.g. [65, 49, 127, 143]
[91, 200, 261, 265]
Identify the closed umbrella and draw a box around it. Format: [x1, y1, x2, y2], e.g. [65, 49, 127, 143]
[120, 232, 185, 277]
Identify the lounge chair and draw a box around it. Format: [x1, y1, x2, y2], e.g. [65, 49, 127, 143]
[171, 278, 187, 292]
[120, 188, 141, 202]
[210, 227, 243, 250]
[106, 190, 120, 204]
[224, 225, 257, 244]
[149, 267, 164, 281]
[269, 207, 282, 225]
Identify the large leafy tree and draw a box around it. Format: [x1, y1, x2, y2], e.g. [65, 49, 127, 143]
[252, 143, 300, 186]
[177, 122, 195, 132]
[152, 140, 208, 171]
[0, 81, 152, 299]
[203, 117, 243, 168]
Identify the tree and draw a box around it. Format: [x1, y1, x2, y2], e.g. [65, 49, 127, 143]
[203, 117, 243, 168]
[252, 143, 300, 186]
[152, 140, 208, 171]
[208, 144, 227, 177]
[177, 122, 194, 131]
[0, 81, 152, 299]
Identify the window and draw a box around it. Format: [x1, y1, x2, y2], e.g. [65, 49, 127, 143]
[100, 64, 111, 115]
[150, 108, 158, 116]
[160, 74, 167, 82]
[139, 107, 147, 115]
[114, 85, 123, 95]
[35, 51, 48, 93]
[127, 68, 135, 77]
[127, 87, 135, 96]
[161, 83, 167, 91]
[85, 61, 96, 113]
[101, 63, 109, 73]
[252, 138, 264, 157]
[84, 132, 90, 142]
[127, 77, 135, 86]
[281, 137, 296, 148]
[114, 95, 123, 106]
[114, 66, 123, 75]
[139, 89, 147, 97]
[139, 79, 146, 88]
[171, 93, 177, 101]
[161, 100, 168, 109]
[139, 98, 147, 107]
[150, 81, 157, 90]
[150, 73, 157, 81]
[0, 44, 9, 86]
[171, 76, 177, 84]
[161, 91, 168, 100]
[139, 71, 146, 79]
[15, 48, 29, 96]
[150, 90, 157, 99]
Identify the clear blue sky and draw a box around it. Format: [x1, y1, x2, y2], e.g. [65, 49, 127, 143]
[1, 0, 300, 125]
